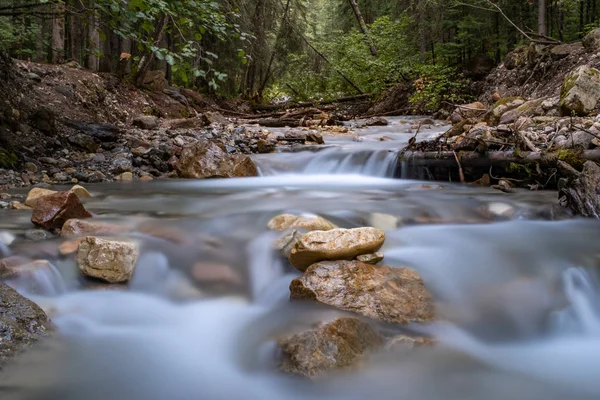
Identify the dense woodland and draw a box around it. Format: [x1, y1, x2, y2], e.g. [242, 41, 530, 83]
[0, 0, 598, 110]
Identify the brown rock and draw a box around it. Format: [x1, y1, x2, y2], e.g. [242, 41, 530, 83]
[174, 140, 258, 179]
[356, 252, 384, 264]
[166, 117, 205, 130]
[278, 317, 383, 377]
[385, 335, 435, 351]
[77, 237, 139, 283]
[273, 229, 304, 258]
[290, 260, 435, 324]
[31, 191, 92, 230]
[0, 258, 54, 281]
[59, 239, 82, 256]
[365, 117, 388, 126]
[61, 218, 129, 238]
[288, 227, 385, 271]
[10, 201, 31, 211]
[201, 111, 228, 125]
[449, 102, 487, 124]
[267, 214, 337, 232]
[24, 188, 58, 208]
[70, 184, 91, 199]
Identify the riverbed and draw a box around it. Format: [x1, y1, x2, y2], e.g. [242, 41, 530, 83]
[1, 118, 599, 399]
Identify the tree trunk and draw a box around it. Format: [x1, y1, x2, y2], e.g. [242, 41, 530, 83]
[538, 0, 547, 36]
[134, 13, 167, 86]
[259, 0, 292, 93]
[347, 0, 377, 57]
[50, 3, 65, 64]
[86, 0, 100, 71]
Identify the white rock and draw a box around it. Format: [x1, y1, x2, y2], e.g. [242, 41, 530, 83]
[77, 237, 140, 283]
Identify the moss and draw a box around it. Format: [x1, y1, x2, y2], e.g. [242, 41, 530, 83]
[560, 74, 577, 100]
[507, 162, 535, 177]
[493, 96, 522, 108]
[0, 148, 17, 168]
[556, 149, 585, 169]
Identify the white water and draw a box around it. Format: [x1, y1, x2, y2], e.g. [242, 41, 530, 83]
[1, 118, 600, 399]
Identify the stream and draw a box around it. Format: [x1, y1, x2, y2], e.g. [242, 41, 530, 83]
[1, 117, 600, 399]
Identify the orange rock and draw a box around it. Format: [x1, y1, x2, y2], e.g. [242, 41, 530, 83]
[31, 191, 92, 230]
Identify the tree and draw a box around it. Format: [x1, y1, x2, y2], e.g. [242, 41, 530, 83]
[347, 0, 378, 56]
[539, 0, 547, 36]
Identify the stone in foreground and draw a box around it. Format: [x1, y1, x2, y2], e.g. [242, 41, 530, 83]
[31, 190, 92, 230]
[0, 282, 53, 365]
[278, 317, 383, 377]
[290, 260, 435, 324]
[24, 188, 58, 208]
[174, 140, 258, 179]
[559, 65, 600, 116]
[288, 227, 385, 271]
[77, 237, 139, 283]
[61, 218, 128, 238]
[267, 213, 337, 232]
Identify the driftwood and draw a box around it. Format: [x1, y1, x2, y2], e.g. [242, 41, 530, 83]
[558, 161, 600, 218]
[253, 94, 372, 111]
[400, 150, 600, 167]
[257, 118, 300, 128]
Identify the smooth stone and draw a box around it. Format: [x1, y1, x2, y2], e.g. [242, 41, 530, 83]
[77, 237, 140, 283]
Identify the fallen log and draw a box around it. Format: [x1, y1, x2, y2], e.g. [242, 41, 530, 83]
[400, 150, 600, 167]
[253, 94, 372, 112]
[257, 118, 300, 128]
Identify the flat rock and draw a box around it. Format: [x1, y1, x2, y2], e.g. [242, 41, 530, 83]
[77, 237, 139, 283]
[174, 140, 258, 179]
[290, 260, 435, 324]
[267, 214, 337, 232]
[0, 282, 53, 365]
[289, 227, 385, 271]
[449, 102, 487, 124]
[61, 218, 129, 238]
[278, 317, 383, 377]
[31, 191, 92, 230]
[133, 115, 159, 130]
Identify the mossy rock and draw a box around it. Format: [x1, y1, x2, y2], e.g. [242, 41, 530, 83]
[559, 66, 600, 116]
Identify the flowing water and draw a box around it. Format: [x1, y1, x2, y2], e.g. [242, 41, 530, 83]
[1, 118, 600, 399]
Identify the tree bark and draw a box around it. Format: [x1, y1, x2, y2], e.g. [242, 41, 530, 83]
[86, 0, 100, 71]
[50, 2, 64, 64]
[347, 0, 377, 57]
[134, 13, 167, 86]
[538, 0, 547, 36]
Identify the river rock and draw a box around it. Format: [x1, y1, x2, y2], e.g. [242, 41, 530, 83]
[201, 111, 228, 125]
[583, 28, 600, 51]
[273, 229, 304, 258]
[31, 191, 92, 230]
[10, 201, 31, 210]
[498, 98, 545, 125]
[290, 260, 435, 324]
[70, 184, 91, 199]
[559, 65, 600, 116]
[61, 218, 128, 238]
[24, 188, 57, 208]
[267, 214, 337, 232]
[278, 317, 383, 378]
[0, 281, 53, 365]
[365, 117, 388, 126]
[288, 227, 385, 271]
[133, 115, 159, 130]
[449, 102, 487, 123]
[356, 252, 384, 264]
[77, 237, 139, 283]
[174, 140, 258, 179]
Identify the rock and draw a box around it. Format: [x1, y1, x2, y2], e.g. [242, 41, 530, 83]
[25, 188, 58, 208]
[116, 172, 133, 181]
[166, 118, 205, 130]
[132, 115, 159, 130]
[201, 111, 228, 125]
[30, 107, 56, 135]
[59, 239, 82, 256]
[31, 191, 92, 230]
[385, 335, 435, 351]
[365, 117, 388, 126]
[68, 133, 99, 153]
[499, 98, 545, 125]
[0, 281, 53, 365]
[449, 102, 487, 124]
[112, 158, 133, 174]
[504, 46, 531, 70]
[550, 42, 583, 59]
[62, 120, 120, 142]
[356, 252, 384, 264]
[288, 227, 385, 271]
[267, 214, 337, 232]
[492, 179, 515, 193]
[61, 218, 129, 238]
[86, 171, 106, 183]
[174, 140, 259, 179]
[142, 70, 167, 92]
[24, 229, 52, 241]
[23, 162, 38, 173]
[10, 201, 31, 210]
[70, 184, 91, 199]
[77, 237, 139, 283]
[556, 130, 594, 150]
[278, 317, 383, 377]
[583, 28, 600, 51]
[558, 161, 600, 217]
[290, 260, 434, 323]
[559, 65, 600, 116]
[273, 230, 304, 258]
[306, 132, 324, 144]
[140, 175, 153, 181]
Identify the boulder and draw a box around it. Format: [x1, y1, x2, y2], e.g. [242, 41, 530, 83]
[61, 218, 128, 238]
[201, 112, 228, 125]
[68, 133, 99, 153]
[174, 141, 258, 179]
[559, 65, 600, 116]
[550, 42, 583, 59]
[77, 237, 139, 283]
[365, 117, 388, 126]
[24, 188, 58, 208]
[132, 115, 159, 130]
[504, 46, 531, 70]
[142, 70, 167, 92]
[278, 317, 383, 377]
[449, 102, 487, 124]
[31, 191, 92, 230]
[290, 260, 435, 324]
[0, 281, 53, 365]
[267, 214, 337, 232]
[288, 227, 385, 271]
[583, 28, 600, 51]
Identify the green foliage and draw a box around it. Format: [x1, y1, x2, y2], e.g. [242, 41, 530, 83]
[409, 64, 474, 113]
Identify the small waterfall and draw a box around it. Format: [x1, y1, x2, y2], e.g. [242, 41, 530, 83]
[3, 260, 67, 296]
